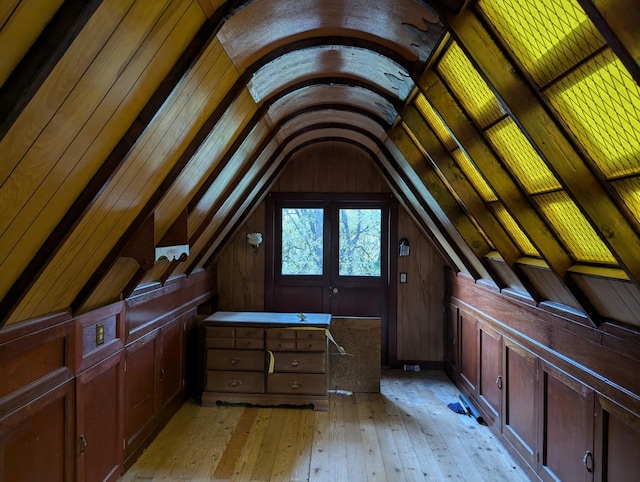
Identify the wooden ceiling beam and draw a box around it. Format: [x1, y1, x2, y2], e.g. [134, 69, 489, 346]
[67, 12, 235, 312]
[0, 0, 104, 139]
[419, 71, 606, 325]
[390, 124, 500, 284]
[401, 104, 543, 301]
[380, 140, 480, 275]
[0, 6, 225, 326]
[420, 71, 573, 273]
[447, 9, 640, 288]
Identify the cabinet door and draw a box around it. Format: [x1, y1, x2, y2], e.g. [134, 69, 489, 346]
[1, 380, 74, 482]
[458, 309, 478, 395]
[445, 304, 458, 380]
[503, 339, 538, 469]
[159, 320, 184, 424]
[596, 397, 640, 482]
[124, 332, 160, 464]
[76, 351, 123, 482]
[540, 362, 594, 482]
[478, 326, 501, 425]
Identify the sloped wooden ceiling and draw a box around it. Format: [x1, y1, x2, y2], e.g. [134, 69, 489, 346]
[0, 0, 638, 329]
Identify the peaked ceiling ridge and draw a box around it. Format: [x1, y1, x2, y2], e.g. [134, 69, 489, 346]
[216, 0, 445, 72]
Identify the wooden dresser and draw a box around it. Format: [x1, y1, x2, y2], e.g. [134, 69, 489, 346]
[202, 311, 332, 411]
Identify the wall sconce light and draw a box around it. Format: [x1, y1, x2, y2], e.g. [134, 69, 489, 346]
[247, 232, 263, 254]
[399, 238, 410, 257]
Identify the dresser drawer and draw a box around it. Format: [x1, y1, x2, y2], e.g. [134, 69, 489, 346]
[206, 326, 235, 338]
[235, 338, 264, 349]
[267, 373, 326, 395]
[206, 325, 263, 349]
[236, 327, 263, 339]
[296, 339, 326, 351]
[207, 349, 265, 371]
[206, 370, 264, 393]
[272, 352, 326, 373]
[266, 328, 326, 351]
[266, 339, 296, 351]
[266, 329, 296, 340]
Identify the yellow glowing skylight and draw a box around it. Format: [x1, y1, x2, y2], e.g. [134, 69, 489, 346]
[612, 177, 640, 224]
[437, 41, 505, 128]
[485, 119, 562, 194]
[534, 192, 616, 263]
[414, 94, 456, 151]
[547, 49, 640, 179]
[478, 0, 605, 86]
[451, 149, 497, 202]
[489, 202, 539, 256]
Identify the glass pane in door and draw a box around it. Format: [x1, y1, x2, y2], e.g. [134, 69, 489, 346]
[281, 207, 324, 275]
[338, 208, 381, 276]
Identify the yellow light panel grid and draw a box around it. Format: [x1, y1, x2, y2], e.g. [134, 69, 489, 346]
[611, 176, 640, 224]
[547, 49, 640, 179]
[489, 202, 539, 256]
[436, 41, 506, 128]
[451, 149, 497, 202]
[486, 118, 562, 194]
[534, 191, 616, 263]
[414, 94, 457, 151]
[478, 0, 605, 87]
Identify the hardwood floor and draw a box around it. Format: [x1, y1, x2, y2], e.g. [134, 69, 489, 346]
[120, 369, 531, 481]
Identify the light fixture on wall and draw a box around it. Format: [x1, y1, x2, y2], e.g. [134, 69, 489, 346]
[247, 232, 263, 254]
[399, 237, 410, 257]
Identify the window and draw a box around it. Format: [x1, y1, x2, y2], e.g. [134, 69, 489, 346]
[280, 207, 324, 275]
[338, 208, 382, 277]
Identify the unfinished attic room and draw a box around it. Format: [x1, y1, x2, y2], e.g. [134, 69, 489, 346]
[1, 0, 640, 480]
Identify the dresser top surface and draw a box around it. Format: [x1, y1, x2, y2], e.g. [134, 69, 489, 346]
[204, 311, 331, 327]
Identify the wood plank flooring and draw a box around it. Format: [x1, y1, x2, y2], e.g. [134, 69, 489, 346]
[120, 369, 531, 481]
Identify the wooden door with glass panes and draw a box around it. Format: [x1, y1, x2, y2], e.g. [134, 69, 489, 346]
[267, 194, 390, 362]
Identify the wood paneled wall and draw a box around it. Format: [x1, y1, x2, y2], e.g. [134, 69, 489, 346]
[397, 207, 445, 362]
[217, 141, 446, 364]
[447, 270, 640, 480]
[0, 269, 216, 481]
[216, 203, 266, 311]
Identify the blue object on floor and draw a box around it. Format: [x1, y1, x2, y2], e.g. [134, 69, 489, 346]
[447, 401, 466, 414]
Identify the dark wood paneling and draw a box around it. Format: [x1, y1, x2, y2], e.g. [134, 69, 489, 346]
[159, 319, 184, 426]
[444, 303, 458, 380]
[449, 272, 640, 413]
[540, 362, 594, 482]
[478, 326, 501, 424]
[0, 312, 72, 398]
[458, 309, 477, 394]
[0, 378, 74, 482]
[600, 402, 640, 482]
[274, 285, 327, 313]
[271, 142, 390, 194]
[0, 336, 66, 398]
[74, 301, 125, 373]
[503, 339, 538, 468]
[126, 270, 215, 342]
[76, 351, 124, 482]
[124, 331, 160, 466]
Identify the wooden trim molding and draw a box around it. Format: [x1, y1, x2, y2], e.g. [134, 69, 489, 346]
[447, 270, 640, 415]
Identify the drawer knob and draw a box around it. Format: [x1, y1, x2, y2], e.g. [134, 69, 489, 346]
[228, 379, 242, 388]
[230, 357, 240, 365]
[290, 360, 300, 367]
[291, 381, 302, 389]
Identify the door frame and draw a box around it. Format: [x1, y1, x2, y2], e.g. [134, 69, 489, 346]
[265, 192, 397, 365]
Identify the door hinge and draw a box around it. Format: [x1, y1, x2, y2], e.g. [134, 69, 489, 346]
[123, 361, 127, 373]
